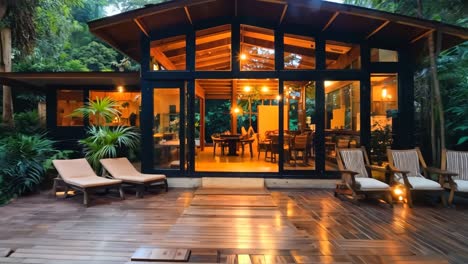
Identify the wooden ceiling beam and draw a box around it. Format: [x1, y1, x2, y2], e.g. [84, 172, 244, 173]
[184, 6, 193, 25]
[278, 4, 288, 26]
[410, 29, 435, 44]
[322, 12, 339, 32]
[366, 20, 390, 39]
[133, 18, 149, 37]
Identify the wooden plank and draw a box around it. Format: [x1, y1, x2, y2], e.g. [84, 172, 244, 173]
[131, 247, 190, 262]
[0, 248, 12, 257]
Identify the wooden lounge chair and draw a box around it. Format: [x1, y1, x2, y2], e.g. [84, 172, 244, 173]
[387, 147, 446, 207]
[100, 157, 168, 198]
[335, 147, 393, 206]
[441, 149, 468, 205]
[52, 158, 124, 206]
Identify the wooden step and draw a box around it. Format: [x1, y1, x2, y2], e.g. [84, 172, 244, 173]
[201, 177, 264, 189]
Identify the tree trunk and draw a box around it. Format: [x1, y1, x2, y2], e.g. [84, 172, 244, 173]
[416, 0, 445, 164]
[1, 27, 14, 127]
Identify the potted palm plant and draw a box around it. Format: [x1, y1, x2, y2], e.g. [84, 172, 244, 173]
[71, 97, 140, 171]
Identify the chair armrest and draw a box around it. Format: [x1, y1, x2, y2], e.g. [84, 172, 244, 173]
[425, 167, 458, 176]
[365, 165, 389, 173]
[337, 170, 360, 176]
[337, 170, 360, 189]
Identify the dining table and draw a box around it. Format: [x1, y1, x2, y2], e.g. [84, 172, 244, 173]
[220, 134, 242, 156]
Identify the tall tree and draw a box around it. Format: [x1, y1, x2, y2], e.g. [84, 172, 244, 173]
[0, 0, 38, 126]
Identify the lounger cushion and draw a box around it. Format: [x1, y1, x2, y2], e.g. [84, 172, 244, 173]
[53, 159, 122, 188]
[454, 179, 468, 192]
[398, 176, 442, 190]
[355, 177, 389, 190]
[112, 174, 166, 183]
[100, 157, 166, 183]
[65, 176, 121, 188]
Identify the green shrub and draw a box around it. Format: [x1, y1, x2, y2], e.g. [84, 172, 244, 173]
[14, 110, 44, 135]
[0, 134, 72, 205]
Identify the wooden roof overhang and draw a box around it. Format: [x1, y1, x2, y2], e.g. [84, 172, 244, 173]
[89, 0, 468, 63]
[0, 72, 140, 91]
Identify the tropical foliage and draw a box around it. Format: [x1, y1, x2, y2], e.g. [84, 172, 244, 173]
[73, 96, 140, 171]
[0, 134, 71, 205]
[72, 97, 121, 126]
[79, 125, 140, 171]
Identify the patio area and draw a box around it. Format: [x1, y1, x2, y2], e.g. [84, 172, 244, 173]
[1, 188, 468, 263]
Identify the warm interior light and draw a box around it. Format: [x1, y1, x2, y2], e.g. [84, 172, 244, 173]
[261, 86, 269, 92]
[381, 87, 388, 99]
[394, 188, 403, 196]
[117, 86, 124, 93]
[240, 53, 247, 60]
[244, 86, 251, 92]
[324, 81, 333, 87]
[276, 95, 281, 100]
[233, 107, 240, 113]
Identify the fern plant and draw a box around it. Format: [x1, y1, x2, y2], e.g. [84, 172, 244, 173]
[0, 134, 72, 205]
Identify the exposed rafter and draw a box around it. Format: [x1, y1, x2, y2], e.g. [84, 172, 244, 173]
[366, 20, 389, 39]
[410, 29, 435, 44]
[133, 18, 149, 36]
[278, 4, 288, 26]
[322, 12, 339, 32]
[184, 6, 193, 25]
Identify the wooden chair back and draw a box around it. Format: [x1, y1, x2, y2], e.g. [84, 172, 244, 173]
[336, 147, 370, 178]
[442, 149, 468, 181]
[387, 147, 427, 179]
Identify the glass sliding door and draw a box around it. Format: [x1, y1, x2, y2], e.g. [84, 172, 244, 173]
[153, 86, 185, 171]
[283, 81, 316, 171]
[324, 80, 361, 170]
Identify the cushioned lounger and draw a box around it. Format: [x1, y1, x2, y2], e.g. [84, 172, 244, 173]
[52, 158, 124, 206]
[100, 157, 168, 198]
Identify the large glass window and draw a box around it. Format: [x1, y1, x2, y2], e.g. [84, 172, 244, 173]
[57, 90, 83, 126]
[284, 34, 315, 69]
[284, 81, 316, 170]
[240, 25, 275, 71]
[370, 74, 398, 165]
[371, 48, 398, 62]
[89, 90, 141, 126]
[326, 41, 360, 69]
[150, 35, 186, 71]
[196, 25, 231, 71]
[324, 81, 361, 167]
[153, 88, 181, 169]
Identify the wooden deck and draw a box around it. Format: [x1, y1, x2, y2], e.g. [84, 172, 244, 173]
[1, 188, 468, 263]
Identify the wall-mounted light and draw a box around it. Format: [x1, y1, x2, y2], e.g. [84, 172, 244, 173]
[261, 86, 269, 93]
[276, 95, 282, 101]
[243, 85, 251, 92]
[324, 81, 334, 87]
[381, 87, 388, 98]
[232, 107, 241, 114]
[117, 86, 124, 93]
[240, 53, 247, 60]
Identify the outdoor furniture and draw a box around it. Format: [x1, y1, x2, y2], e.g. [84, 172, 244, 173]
[256, 133, 270, 160]
[441, 149, 468, 205]
[268, 134, 291, 163]
[387, 147, 446, 208]
[211, 135, 227, 156]
[100, 157, 168, 198]
[220, 134, 242, 156]
[240, 134, 255, 158]
[335, 147, 393, 206]
[52, 158, 124, 206]
[290, 134, 308, 165]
